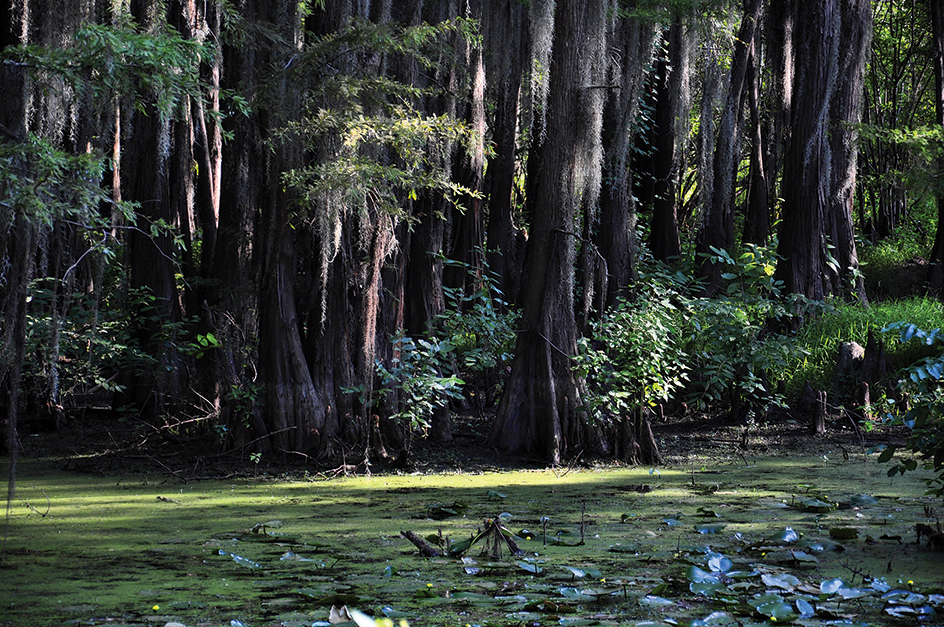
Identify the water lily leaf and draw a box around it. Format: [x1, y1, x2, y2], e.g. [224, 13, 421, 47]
[218, 549, 261, 569]
[485, 490, 507, 499]
[708, 553, 732, 573]
[790, 550, 818, 563]
[639, 595, 675, 607]
[696, 507, 719, 517]
[251, 519, 283, 533]
[756, 600, 797, 621]
[427, 501, 468, 520]
[796, 598, 815, 617]
[279, 550, 324, 565]
[663, 516, 684, 526]
[691, 581, 727, 597]
[775, 527, 799, 543]
[450, 592, 496, 603]
[691, 610, 738, 626]
[561, 566, 587, 579]
[749, 593, 785, 608]
[312, 593, 360, 606]
[829, 527, 858, 539]
[448, 538, 475, 557]
[849, 494, 878, 507]
[694, 523, 726, 534]
[885, 606, 917, 618]
[761, 573, 799, 591]
[505, 612, 543, 621]
[687, 566, 718, 583]
[608, 543, 640, 553]
[800, 537, 845, 552]
[558, 587, 598, 602]
[821, 578, 845, 594]
[517, 528, 536, 541]
[795, 496, 835, 512]
[516, 560, 543, 574]
[380, 606, 412, 618]
[882, 590, 926, 605]
[836, 586, 871, 600]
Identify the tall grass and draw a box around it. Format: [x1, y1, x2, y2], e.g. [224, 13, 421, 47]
[785, 296, 944, 397]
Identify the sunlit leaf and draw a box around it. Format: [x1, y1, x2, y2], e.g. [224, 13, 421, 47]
[639, 595, 675, 607]
[708, 553, 732, 573]
[691, 581, 727, 597]
[516, 560, 543, 574]
[849, 494, 878, 507]
[796, 598, 815, 617]
[756, 599, 797, 621]
[694, 523, 726, 534]
[829, 527, 858, 539]
[761, 572, 799, 591]
[686, 566, 718, 583]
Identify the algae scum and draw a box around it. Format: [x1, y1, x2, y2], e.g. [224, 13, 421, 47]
[2, 451, 943, 627]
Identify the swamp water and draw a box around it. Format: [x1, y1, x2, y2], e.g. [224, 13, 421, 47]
[1, 450, 942, 626]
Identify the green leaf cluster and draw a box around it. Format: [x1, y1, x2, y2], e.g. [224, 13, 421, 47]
[877, 321, 944, 494]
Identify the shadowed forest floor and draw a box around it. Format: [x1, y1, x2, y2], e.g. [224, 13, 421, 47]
[1, 413, 942, 627]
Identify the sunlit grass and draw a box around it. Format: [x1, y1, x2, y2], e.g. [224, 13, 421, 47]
[785, 296, 944, 396]
[2, 447, 942, 627]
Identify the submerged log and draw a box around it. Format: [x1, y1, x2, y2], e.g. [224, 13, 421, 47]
[400, 530, 440, 557]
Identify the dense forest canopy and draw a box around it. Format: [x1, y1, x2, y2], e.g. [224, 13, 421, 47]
[3, 0, 944, 478]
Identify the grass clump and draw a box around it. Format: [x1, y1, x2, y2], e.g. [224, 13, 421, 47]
[785, 296, 944, 396]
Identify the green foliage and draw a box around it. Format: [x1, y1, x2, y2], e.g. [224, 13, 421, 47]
[876, 322, 944, 495]
[375, 332, 464, 433]
[438, 255, 519, 402]
[785, 297, 944, 397]
[280, 17, 483, 228]
[6, 22, 221, 124]
[0, 134, 132, 228]
[576, 264, 689, 420]
[684, 245, 812, 412]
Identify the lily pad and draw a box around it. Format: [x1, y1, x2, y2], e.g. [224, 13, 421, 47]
[516, 560, 544, 575]
[694, 523, 726, 534]
[708, 553, 732, 573]
[829, 527, 858, 539]
[761, 572, 800, 591]
[849, 494, 878, 507]
[755, 599, 797, 621]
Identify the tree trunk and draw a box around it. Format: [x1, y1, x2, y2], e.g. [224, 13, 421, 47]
[489, 0, 609, 464]
[826, 0, 871, 303]
[598, 15, 656, 306]
[648, 19, 686, 262]
[775, 0, 839, 300]
[742, 48, 769, 245]
[929, 0, 944, 294]
[697, 0, 763, 294]
[482, 0, 527, 304]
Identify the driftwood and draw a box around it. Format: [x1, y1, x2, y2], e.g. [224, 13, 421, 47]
[915, 523, 944, 549]
[400, 530, 440, 557]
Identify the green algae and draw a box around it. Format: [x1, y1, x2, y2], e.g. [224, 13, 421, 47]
[1, 449, 942, 627]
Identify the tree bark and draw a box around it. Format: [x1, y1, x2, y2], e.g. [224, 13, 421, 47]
[697, 0, 763, 294]
[929, 0, 944, 294]
[742, 48, 769, 245]
[648, 19, 686, 262]
[775, 0, 839, 300]
[598, 15, 656, 307]
[826, 0, 871, 303]
[489, 0, 609, 463]
[482, 0, 527, 304]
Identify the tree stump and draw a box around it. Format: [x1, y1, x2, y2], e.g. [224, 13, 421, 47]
[813, 390, 828, 436]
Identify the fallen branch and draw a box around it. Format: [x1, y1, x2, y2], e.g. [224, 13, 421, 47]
[401, 530, 440, 557]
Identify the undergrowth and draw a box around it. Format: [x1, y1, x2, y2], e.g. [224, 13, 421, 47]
[785, 297, 944, 397]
